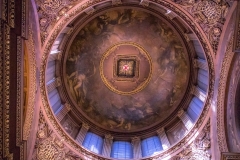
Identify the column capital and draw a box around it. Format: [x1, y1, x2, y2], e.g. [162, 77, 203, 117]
[104, 134, 113, 140]
[177, 109, 184, 117]
[157, 128, 165, 134]
[131, 136, 141, 142]
[56, 77, 61, 86]
[82, 123, 90, 130]
[64, 103, 71, 111]
[57, 51, 62, 60]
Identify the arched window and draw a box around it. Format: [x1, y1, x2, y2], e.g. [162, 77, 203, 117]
[141, 136, 163, 157]
[110, 141, 133, 159]
[82, 132, 103, 154]
[197, 68, 209, 92]
[187, 97, 204, 122]
[48, 88, 61, 114]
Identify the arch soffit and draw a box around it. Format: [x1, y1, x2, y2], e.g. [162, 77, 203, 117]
[216, 1, 238, 153]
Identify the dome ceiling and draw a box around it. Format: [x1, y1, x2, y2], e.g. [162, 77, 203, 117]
[63, 8, 190, 132]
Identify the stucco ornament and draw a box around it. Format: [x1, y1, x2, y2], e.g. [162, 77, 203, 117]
[173, 0, 231, 53]
[177, 121, 211, 160]
[35, 0, 78, 43]
[41, 0, 62, 14]
[33, 111, 82, 160]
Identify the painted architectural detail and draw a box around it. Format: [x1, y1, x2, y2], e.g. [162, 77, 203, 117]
[175, 121, 211, 160]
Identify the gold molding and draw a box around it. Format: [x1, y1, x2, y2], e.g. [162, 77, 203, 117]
[3, 23, 11, 157]
[0, 20, 3, 158]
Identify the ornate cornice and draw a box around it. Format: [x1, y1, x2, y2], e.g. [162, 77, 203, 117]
[39, 0, 214, 159]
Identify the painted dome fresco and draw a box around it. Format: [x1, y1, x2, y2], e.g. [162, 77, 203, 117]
[63, 8, 190, 132]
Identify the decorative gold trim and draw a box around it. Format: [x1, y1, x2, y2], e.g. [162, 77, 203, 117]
[0, 21, 3, 158]
[16, 36, 23, 146]
[99, 42, 152, 95]
[3, 23, 10, 157]
[1, 0, 7, 21]
[8, 0, 15, 28]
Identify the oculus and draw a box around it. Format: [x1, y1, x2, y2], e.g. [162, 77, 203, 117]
[117, 58, 136, 78]
[100, 42, 152, 95]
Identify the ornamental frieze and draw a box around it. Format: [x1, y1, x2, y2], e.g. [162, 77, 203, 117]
[173, 0, 232, 54]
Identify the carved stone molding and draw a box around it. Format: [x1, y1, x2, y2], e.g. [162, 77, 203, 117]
[217, 37, 234, 152]
[3, 22, 11, 158]
[221, 152, 240, 160]
[0, 20, 3, 159]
